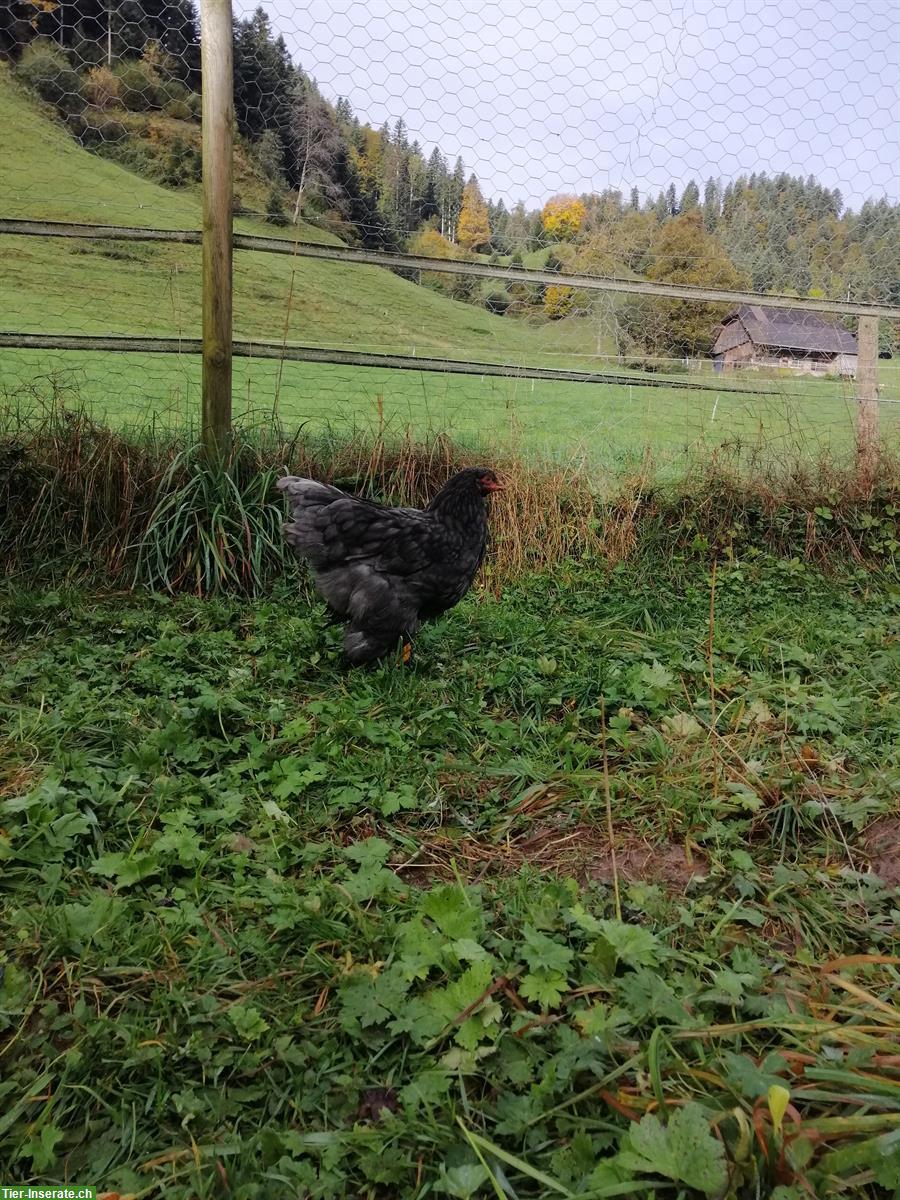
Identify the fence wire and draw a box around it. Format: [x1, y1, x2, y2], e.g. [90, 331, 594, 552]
[0, 0, 898, 468]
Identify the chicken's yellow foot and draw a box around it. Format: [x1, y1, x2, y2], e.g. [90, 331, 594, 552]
[402, 643, 412, 664]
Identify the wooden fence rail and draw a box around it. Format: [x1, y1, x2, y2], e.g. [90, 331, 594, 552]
[1, 218, 897, 320]
[0, 331, 812, 397]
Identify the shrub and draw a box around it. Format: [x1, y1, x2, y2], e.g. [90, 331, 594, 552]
[67, 109, 128, 149]
[625, 356, 663, 372]
[265, 188, 289, 226]
[256, 130, 286, 183]
[543, 284, 575, 319]
[186, 92, 202, 120]
[159, 136, 202, 186]
[83, 64, 120, 110]
[407, 228, 460, 297]
[112, 60, 167, 111]
[408, 228, 456, 261]
[450, 274, 478, 303]
[624, 356, 688, 374]
[315, 210, 360, 244]
[163, 97, 193, 120]
[16, 41, 85, 116]
[93, 137, 155, 176]
[484, 290, 511, 315]
[162, 78, 189, 103]
[141, 39, 179, 85]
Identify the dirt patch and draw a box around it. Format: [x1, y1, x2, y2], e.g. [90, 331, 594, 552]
[862, 817, 900, 889]
[395, 823, 707, 892]
[583, 837, 708, 890]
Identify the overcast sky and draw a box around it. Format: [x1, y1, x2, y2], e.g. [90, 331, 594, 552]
[237, 0, 899, 213]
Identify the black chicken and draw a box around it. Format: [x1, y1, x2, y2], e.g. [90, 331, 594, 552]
[277, 467, 504, 665]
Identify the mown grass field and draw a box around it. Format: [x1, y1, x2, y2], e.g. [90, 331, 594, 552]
[3, 65, 898, 469]
[2, 554, 899, 1198]
[6, 347, 894, 473]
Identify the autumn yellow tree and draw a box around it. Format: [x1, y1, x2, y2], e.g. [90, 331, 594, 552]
[352, 127, 384, 194]
[456, 176, 491, 251]
[619, 211, 748, 357]
[409, 227, 466, 295]
[543, 284, 575, 319]
[541, 195, 587, 242]
[409, 227, 455, 259]
[562, 210, 657, 277]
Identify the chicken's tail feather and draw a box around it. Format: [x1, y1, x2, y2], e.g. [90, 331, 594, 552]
[277, 476, 344, 507]
[278, 476, 344, 563]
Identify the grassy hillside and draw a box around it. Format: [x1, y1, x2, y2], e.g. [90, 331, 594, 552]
[1, 65, 896, 467]
[0, 67, 594, 357]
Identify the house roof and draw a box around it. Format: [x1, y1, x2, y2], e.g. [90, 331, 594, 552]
[712, 319, 751, 355]
[716, 304, 858, 356]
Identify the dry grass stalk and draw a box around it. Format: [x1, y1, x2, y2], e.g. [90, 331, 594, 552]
[2, 396, 898, 593]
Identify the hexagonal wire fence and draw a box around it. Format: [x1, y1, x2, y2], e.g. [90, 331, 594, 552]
[0, 0, 898, 472]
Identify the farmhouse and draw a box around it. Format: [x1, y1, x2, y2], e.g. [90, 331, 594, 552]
[712, 305, 859, 377]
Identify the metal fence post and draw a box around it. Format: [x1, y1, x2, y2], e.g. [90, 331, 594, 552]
[856, 315, 879, 478]
[200, 0, 234, 459]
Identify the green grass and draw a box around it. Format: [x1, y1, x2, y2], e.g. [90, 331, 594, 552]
[2, 555, 899, 1197]
[485, 245, 564, 271]
[3, 64, 898, 468]
[6, 348, 896, 473]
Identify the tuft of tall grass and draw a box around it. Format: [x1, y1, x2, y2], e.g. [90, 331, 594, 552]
[1, 394, 898, 595]
[133, 445, 286, 595]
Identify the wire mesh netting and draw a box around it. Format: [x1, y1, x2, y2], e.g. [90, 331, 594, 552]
[0, 0, 898, 469]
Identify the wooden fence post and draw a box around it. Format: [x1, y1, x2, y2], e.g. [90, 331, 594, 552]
[856, 315, 879, 478]
[200, 0, 234, 460]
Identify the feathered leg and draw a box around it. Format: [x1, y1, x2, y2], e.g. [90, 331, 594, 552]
[343, 617, 420, 668]
[338, 576, 421, 667]
[344, 625, 401, 666]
